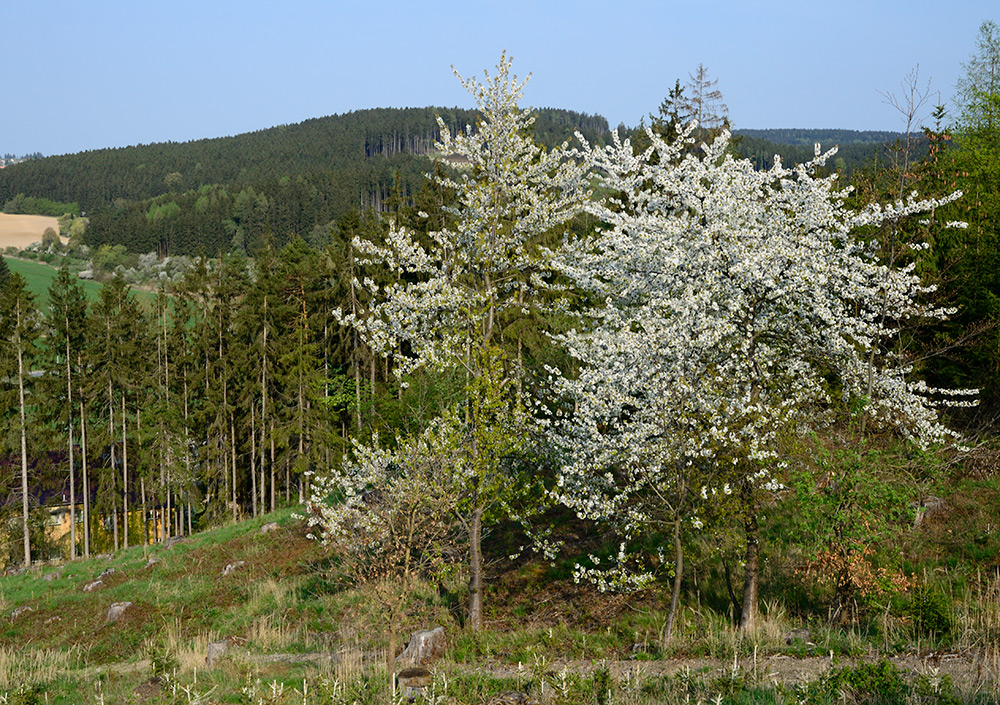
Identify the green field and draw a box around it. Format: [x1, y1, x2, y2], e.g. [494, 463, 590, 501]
[5, 257, 155, 309]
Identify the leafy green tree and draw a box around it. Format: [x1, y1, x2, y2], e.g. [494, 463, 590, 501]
[955, 19, 1000, 129]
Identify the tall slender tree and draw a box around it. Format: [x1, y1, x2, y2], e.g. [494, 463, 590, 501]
[0, 273, 41, 567]
[333, 53, 588, 629]
[45, 264, 88, 559]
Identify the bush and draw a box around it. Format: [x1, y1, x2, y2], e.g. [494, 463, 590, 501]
[907, 584, 953, 638]
[811, 660, 907, 703]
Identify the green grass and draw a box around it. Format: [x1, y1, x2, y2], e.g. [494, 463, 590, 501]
[0, 500, 998, 703]
[5, 256, 157, 309]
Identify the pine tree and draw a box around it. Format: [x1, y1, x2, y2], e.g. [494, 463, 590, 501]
[44, 264, 88, 559]
[0, 273, 41, 567]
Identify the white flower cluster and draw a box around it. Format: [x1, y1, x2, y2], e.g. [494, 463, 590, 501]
[339, 52, 590, 376]
[550, 124, 973, 591]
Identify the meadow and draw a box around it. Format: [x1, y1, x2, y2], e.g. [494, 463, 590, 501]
[1, 506, 998, 704]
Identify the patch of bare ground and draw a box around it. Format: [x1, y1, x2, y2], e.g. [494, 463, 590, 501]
[0, 213, 62, 249]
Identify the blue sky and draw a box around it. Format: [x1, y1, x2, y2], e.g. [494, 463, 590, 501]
[1, 1, 993, 157]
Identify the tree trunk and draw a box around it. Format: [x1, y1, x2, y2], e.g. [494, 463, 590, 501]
[467, 506, 484, 631]
[250, 399, 258, 517]
[141, 477, 148, 545]
[270, 426, 276, 512]
[122, 395, 129, 550]
[66, 336, 76, 560]
[231, 415, 238, 523]
[80, 400, 91, 557]
[740, 508, 760, 631]
[662, 517, 684, 646]
[16, 305, 31, 568]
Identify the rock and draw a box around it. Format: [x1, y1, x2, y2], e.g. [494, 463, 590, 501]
[106, 601, 132, 622]
[913, 496, 949, 528]
[260, 522, 280, 534]
[782, 628, 812, 645]
[82, 579, 104, 592]
[133, 678, 163, 702]
[98, 568, 116, 579]
[4, 564, 25, 577]
[10, 606, 33, 622]
[44, 616, 62, 625]
[221, 561, 245, 577]
[396, 626, 446, 667]
[144, 557, 160, 569]
[43, 571, 61, 581]
[397, 667, 433, 700]
[164, 536, 186, 549]
[206, 639, 230, 667]
[77, 270, 94, 280]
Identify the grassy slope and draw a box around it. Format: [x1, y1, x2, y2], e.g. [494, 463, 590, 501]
[0, 495, 998, 703]
[5, 256, 155, 309]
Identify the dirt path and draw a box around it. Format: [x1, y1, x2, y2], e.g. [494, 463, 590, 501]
[213, 651, 1000, 692]
[72, 651, 1000, 695]
[0, 213, 61, 249]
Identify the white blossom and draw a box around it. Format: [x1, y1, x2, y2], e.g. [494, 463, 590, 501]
[550, 123, 973, 591]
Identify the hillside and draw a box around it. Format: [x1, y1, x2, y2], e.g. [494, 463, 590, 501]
[733, 128, 927, 175]
[734, 128, 906, 146]
[0, 107, 610, 256]
[1, 492, 998, 703]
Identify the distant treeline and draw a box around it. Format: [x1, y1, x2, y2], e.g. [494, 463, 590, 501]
[2, 194, 80, 217]
[0, 107, 609, 256]
[733, 128, 928, 174]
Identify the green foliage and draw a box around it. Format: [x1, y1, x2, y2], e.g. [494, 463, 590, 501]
[2, 192, 80, 217]
[91, 243, 129, 272]
[145, 638, 179, 679]
[810, 660, 907, 703]
[906, 584, 953, 638]
[0, 107, 609, 257]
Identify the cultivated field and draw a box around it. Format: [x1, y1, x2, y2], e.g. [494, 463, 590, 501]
[0, 212, 61, 249]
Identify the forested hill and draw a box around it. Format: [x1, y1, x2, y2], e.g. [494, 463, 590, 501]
[736, 128, 904, 145]
[0, 107, 610, 256]
[732, 128, 925, 174]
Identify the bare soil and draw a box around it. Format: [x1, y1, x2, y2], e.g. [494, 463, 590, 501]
[0, 213, 62, 249]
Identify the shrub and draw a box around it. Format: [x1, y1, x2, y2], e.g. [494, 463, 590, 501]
[907, 584, 953, 638]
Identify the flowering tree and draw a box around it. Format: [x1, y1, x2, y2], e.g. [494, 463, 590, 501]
[331, 53, 588, 630]
[303, 417, 463, 667]
[553, 124, 973, 631]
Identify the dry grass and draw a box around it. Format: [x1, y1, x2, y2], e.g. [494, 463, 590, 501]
[956, 573, 1000, 653]
[0, 213, 61, 249]
[160, 616, 217, 673]
[0, 645, 80, 690]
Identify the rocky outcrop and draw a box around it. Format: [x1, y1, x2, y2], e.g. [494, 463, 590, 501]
[106, 602, 132, 622]
[206, 640, 230, 667]
[221, 561, 245, 577]
[396, 626, 446, 667]
[10, 606, 33, 622]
